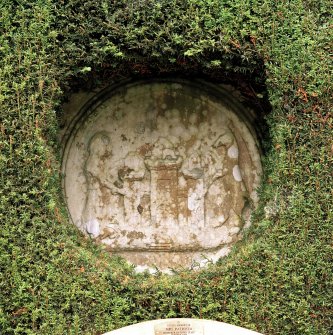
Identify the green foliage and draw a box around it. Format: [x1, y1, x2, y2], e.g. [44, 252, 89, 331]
[1, 0, 332, 334]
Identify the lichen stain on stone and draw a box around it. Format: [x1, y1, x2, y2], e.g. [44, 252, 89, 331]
[138, 143, 153, 156]
[127, 231, 146, 239]
[100, 186, 111, 204]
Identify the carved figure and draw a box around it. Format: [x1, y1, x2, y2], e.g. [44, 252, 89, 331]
[121, 152, 149, 225]
[81, 132, 124, 237]
[205, 128, 249, 230]
[180, 137, 224, 228]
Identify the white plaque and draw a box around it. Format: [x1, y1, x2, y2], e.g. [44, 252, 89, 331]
[102, 318, 264, 335]
[154, 319, 203, 335]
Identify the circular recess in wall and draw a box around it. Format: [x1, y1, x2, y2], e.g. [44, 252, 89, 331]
[61, 79, 262, 271]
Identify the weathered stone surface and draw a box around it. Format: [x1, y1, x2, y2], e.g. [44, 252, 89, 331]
[102, 318, 263, 335]
[62, 80, 262, 270]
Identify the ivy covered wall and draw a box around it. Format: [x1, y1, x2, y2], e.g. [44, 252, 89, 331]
[0, 1, 332, 334]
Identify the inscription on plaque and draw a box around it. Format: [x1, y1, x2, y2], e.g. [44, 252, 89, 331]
[154, 320, 203, 335]
[62, 81, 262, 269]
[100, 318, 264, 335]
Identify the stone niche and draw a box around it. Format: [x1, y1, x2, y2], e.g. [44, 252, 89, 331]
[61, 79, 262, 271]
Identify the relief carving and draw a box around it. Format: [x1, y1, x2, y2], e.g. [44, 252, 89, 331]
[145, 137, 183, 229]
[82, 132, 125, 238]
[64, 82, 262, 268]
[81, 126, 250, 251]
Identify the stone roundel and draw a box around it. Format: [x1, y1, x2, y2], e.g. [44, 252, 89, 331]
[62, 79, 262, 271]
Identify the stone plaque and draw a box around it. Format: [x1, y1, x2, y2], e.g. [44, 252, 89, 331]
[62, 80, 262, 270]
[102, 318, 263, 335]
[154, 320, 203, 335]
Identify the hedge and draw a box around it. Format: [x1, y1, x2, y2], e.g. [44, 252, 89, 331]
[0, 0, 332, 334]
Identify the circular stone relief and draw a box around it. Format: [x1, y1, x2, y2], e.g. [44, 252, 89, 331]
[62, 80, 262, 271]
